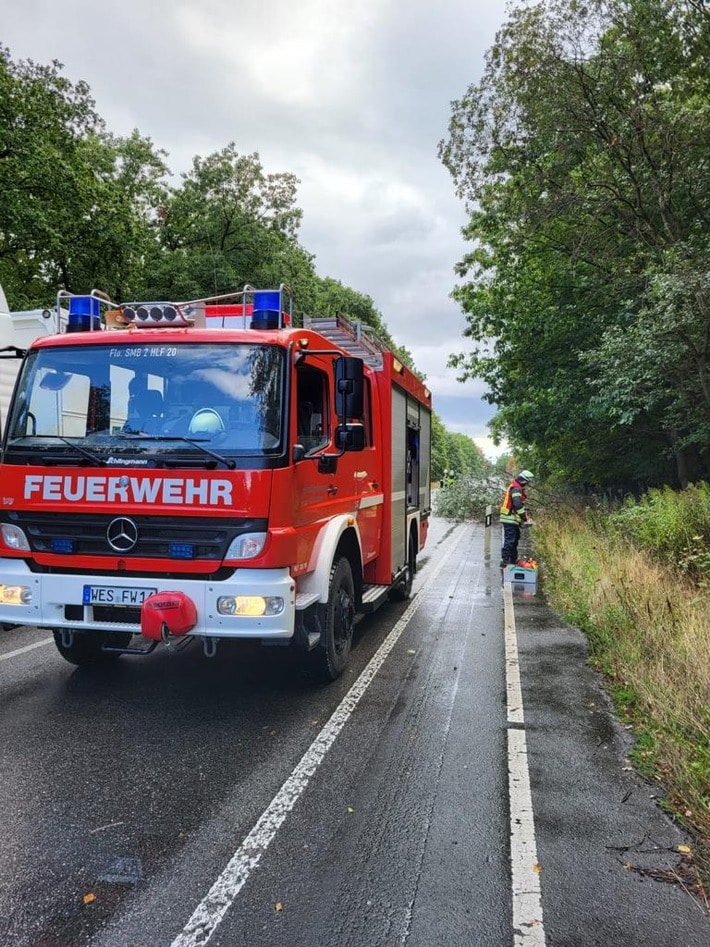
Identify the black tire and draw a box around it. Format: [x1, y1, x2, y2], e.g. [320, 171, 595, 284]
[310, 557, 355, 682]
[52, 630, 130, 666]
[390, 532, 416, 602]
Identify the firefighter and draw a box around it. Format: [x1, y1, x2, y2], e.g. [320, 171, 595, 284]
[499, 470, 534, 567]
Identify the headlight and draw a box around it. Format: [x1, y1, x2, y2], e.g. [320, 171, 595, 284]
[1, 524, 31, 551]
[225, 532, 267, 561]
[0, 585, 33, 605]
[217, 596, 284, 617]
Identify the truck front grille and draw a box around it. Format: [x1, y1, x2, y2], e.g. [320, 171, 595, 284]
[3, 511, 266, 563]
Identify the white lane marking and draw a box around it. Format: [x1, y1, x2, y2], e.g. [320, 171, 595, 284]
[0, 636, 54, 662]
[171, 526, 467, 947]
[504, 582, 546, 946]
[504, 582, 524, 724]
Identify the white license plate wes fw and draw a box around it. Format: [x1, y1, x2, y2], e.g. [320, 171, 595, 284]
[82, 585, 157, 606]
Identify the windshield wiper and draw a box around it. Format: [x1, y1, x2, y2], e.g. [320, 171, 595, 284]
[7, 435, 105, 466]
[115, 434, 236, 470]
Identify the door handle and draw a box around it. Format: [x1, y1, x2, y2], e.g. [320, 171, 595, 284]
[327, 485, 338, 496]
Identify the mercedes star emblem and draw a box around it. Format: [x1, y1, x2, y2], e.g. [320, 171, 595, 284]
[106, 516, 139, 553]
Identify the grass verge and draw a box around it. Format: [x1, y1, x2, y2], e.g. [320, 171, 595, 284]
[536, 509, 710, 895]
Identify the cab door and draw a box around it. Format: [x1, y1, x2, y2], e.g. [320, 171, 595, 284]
[291, 359, 338, 564]
[351, 373, 382, 569]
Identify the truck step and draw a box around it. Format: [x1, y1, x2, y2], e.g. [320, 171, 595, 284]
[361, 583, 390, 614]
[295, 591, 321, 610]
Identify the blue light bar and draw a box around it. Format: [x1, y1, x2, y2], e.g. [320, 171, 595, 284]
[169, 543, 195, 559]
[51, 538, 76, 554]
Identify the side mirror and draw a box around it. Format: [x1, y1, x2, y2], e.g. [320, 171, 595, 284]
[337, 423, 365, 452]
[335, 357, 364, 420]
[292, 443, 306, 463]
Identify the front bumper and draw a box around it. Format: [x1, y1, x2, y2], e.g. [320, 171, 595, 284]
[0, 559, 296, 639]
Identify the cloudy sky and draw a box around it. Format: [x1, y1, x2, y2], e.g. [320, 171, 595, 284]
[2, 0, 511, 458]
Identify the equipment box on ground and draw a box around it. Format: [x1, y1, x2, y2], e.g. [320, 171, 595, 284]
[504, 564, 537, 586]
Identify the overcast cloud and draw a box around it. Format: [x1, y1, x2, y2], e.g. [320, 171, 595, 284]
[2, 0, 510, 457]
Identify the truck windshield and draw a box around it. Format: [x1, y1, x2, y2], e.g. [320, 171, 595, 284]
[4, 342, 284, 462]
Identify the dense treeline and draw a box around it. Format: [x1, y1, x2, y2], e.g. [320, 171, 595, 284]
[0, 45, 487, 482]
[440, 0, 710, 492]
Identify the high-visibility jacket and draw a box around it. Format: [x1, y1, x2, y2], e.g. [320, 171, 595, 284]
[499, 479, 528, 525]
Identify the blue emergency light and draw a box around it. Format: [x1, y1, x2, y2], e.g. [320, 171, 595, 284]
[50, 538, 76, 554]
[169, 543, 196, 559]
[251, 291, 282, 330]
[67, 296, 101, 333]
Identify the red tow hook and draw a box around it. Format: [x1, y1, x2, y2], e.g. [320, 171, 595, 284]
[140, 591, 198, 641]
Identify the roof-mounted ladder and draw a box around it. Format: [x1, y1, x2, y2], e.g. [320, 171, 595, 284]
[304, 313, 387, 369]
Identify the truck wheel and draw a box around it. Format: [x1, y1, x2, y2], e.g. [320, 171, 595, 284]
[311, 557, 355, 681]
[52, 630, 130, 666]
[390, 533, 416, 602]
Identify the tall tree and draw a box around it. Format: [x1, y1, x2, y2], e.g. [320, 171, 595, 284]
[146, 145, 309, 302]
[0, 49, 168, 306]
[440, 0, 710, 489]
[0, 47, 100, 305]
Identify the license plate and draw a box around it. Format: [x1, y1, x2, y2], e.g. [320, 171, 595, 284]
[82, 585, 157, 607]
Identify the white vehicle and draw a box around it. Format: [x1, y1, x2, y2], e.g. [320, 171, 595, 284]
[0, 286, 60, 434]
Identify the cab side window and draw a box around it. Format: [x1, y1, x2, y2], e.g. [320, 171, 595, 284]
[362, 376, 373, 447]
[296, 364, 329, 454]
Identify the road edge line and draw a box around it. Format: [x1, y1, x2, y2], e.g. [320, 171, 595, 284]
[504, 581, 547, 946]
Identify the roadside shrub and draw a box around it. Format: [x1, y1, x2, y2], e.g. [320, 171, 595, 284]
[607, 482, 710, 583]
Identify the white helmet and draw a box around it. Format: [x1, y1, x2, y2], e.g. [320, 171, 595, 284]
[517, 469, 534, 484]
[188, 408, 225, 435]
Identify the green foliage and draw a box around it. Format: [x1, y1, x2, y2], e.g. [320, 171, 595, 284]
[608, 482, 710, 582]
[493, 453, 513, 477]
[63, 130, 171, 300]
[0, 48, 170, 305]
[434, 475, 501, 522]
[144, 144, 309, 302]
[445, 431, 488, 479]
[439, 0, 710, 490]
[584, 255, 710, 471]
[430, 412, 448, 482]
[429, 415, 490, 484]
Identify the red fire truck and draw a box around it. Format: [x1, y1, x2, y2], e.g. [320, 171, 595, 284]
[0, 287, 431, 679]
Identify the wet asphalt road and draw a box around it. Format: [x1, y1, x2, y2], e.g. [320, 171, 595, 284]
[1, 517, 709, 947]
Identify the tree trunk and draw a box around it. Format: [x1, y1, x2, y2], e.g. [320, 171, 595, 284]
[674, 446, 689, 490]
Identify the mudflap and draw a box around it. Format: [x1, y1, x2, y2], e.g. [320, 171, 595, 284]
[293, 603, 323, 651]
